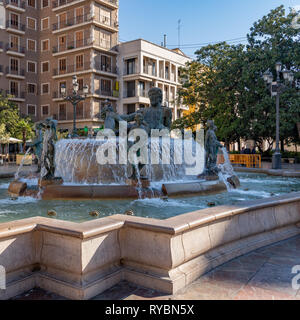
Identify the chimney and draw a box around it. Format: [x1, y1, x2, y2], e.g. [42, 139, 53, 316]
[163, 34, 167, 47]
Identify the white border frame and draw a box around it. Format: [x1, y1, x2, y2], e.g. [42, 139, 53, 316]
[27, 82, 37, 95]
[27, 60, 37, 73]
[41, 82, 50, 95]
[41, 104, 50, 116]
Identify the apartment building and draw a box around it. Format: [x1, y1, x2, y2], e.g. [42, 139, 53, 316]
[0, 0, 191, 131]
[117, 39, 191, 120]
[0, 0, 119, 130]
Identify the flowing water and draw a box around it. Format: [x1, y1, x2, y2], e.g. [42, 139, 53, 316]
[14, 148, 32, 181]
[0, 172, 299, 223]
[218, 147, 236, 191]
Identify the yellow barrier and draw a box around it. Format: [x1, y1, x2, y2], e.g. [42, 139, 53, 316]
[218, 154, 261, 168]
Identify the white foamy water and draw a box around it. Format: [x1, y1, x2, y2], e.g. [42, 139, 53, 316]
[232, 189, 277, 198]
[0, 197, 39, 205]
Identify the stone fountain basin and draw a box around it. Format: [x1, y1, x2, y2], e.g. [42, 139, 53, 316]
[0, 191, 299, 300]
[8, 179, 227, 200]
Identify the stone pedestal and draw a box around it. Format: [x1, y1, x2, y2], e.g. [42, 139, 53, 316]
[38, 177, 64, 188]
[205, 175, 219, 181]
[126, 179, 150, 189]
[8, 181, 27, 196]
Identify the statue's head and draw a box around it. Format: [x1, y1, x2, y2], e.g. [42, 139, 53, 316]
[207, 120, 217, 131]
[148, 87, 162, 107]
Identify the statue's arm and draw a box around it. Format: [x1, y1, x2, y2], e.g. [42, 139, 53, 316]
[121, 113, 136, 122]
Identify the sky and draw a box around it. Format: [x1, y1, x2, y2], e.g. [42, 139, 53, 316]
[119, 0, 299, 58]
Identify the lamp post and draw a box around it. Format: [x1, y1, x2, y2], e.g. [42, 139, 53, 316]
[263, 62, 295, 169]
[60, 75, 89, 137]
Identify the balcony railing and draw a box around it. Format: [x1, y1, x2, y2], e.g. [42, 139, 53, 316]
[95, 89, 114, 97]
[5, 90, 25, 99]
[94, 63, 117, 74]
[52, 38, 92, 53]
[143, 65, 156, 77]
[6, 43, 25, 54]
[123, 66, 137, 76]
[123, 89, 136, 98]
[6, 21, 25, 32]
[52, 14, 92, 31]
[5, 0, 26, 9]
[6, 66, 25, 76]
[94, 14, 118, 28]
[53, 61, 91, 76]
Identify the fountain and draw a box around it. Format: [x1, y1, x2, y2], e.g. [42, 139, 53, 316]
[8, 88, 238, 201]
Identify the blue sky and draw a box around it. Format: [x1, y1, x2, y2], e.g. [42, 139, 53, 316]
[119, 0, 299, 58]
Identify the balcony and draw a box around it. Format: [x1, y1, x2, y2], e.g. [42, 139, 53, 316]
[123, 66, 137, 76]
[6, 21, 25, 34]
[5, 0, 26, 12]
[95, 0, 118, 9]
[53, 61, 91, 76]
[52, 14, 92, 32]
[6, 66, 25, 79]
[93, 14, 118, 31]
[6, 43, 25, 56]
[94, 89, 115, 98]
[94, 63, 117, 75]
[5, 90, 25, 101]
[52, 38, 93, 54]
[143, 65, 156, 77]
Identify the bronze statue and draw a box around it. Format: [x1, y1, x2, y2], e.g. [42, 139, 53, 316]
[204, 120, 223, 177]
[28, 122, 44, 173]
[40, 118, 58, 180]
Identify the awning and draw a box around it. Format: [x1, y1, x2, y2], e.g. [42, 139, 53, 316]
[0, 137, 22, 144]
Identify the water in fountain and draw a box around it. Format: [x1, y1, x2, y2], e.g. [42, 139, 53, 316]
[40, 128, 52, 180]
[54, 137, 204, 186]
[14, 148, 32, 181]
[218, 147, 236, 191]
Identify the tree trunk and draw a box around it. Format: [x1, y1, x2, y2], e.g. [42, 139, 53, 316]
[280, 140, 285, 153]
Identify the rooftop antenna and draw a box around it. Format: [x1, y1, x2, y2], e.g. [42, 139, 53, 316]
[178, 19, 181, 48]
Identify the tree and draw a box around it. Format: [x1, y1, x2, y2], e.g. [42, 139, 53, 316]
[0, 123, 9, 144]
[0, 94, 34, 148]
[176, 6, 300, 151]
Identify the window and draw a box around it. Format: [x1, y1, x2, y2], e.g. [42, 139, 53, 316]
[10, 81, 18, 95]
[27, 83, 36, 94]
[10, 35, 19, 51]
[41, 105, 49, 116]
[75, 31, 84, 48]
[27, 39, 36, 51]
[28, 0, 36, 8]
[59, 58, 66, 73]
[27, 61, 36, 73]
[94, 29, 111, 49]
[41, 17, 49, 30]
[42, 0, 49, 8]
[58, 13, 67, 29]
[27, 17, 36, 30]
[75, 7, 84, 24]
[78, 78, 83, 90]
[41, 61, 49, 73]
[41, 83, 49, 94]
[76, 102, 84, 119]
[126, 59, 135, 75]
[41, 39, 49, 51]
[10, 58, 19, 72]
[27, 105, 36, 116]
[75, 54, 83, 69]
[59, 35, 66, 50]
[101, 79, 111, 95]
[10, 13, 19, 29]
[59, 103, 66, 120]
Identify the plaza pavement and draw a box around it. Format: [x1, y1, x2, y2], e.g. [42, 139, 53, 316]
[12, 235, 300, 300]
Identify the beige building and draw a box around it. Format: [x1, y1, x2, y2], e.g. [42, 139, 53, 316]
[0, 0, 119, 131]
[0, 0, 191, 131]
[117, 39, 191, 120]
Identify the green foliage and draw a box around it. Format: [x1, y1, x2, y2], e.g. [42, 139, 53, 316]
[0, 94, 34, 143]
[176, 6, 300, 151]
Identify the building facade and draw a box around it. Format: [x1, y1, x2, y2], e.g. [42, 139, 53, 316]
[0, 0, 190, 131]
[117, 39, 191, 120]
[0, 0, 119, 131]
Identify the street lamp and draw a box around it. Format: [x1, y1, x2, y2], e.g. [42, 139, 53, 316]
[60, 75, 89, 137]
[263, 63, 295, 169]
